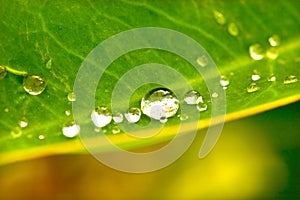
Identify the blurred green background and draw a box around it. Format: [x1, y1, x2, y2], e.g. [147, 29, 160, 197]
[0, 101, 299, 200]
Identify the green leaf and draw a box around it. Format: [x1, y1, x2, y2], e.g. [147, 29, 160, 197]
[0, 0, 299, 165]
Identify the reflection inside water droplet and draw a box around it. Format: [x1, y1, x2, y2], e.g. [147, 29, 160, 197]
[23, 75, 47, 95]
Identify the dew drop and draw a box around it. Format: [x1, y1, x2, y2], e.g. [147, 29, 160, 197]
[112, 126, 120, 134]
[67, 92, 76, 102]
[184, 90, 203, 105]
[268, 75, 276, 82]
[228, 22, 239, 36]
[38, 135, 45, 140]
[247, 82, 260, 93]
[179, 113, 189, 121]
[0, 65, 7, 79]
[113, 112, 124, 123]
[62, 121, 80, 138]
[23, 75, 47, 95]
[65, 110, 71, 116]
[249, 43, 264, 60]
[220, 75, 230, 88]
[284, 75, 298, 84]
[211, 92, 219, 98]
[213, 10, 226, 25]
[266, 47, 279, 60]
[197, 102, 208, 112]
[11, 127, 22, 138]
[268, 34, 280, 47]
[141, 88, 179, 120]
[125, 107, 141, 123]
[196, 55, 208, 67]
[251, 71, 261, 81]
[19, 117, 28, 128]
[91, 106, 112, 128]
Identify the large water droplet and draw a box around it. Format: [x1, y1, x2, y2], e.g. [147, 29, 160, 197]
[0, 65, 7, 79]
[91, 106, 112, 127]
[220, 75, 230, 88]
[213, 10, 226, 25]
[62, 121, 80, 138]
[67, 92, 76, 102]
[228, 22, 239, 36]
[266, 47, 279, 60]
[249, 43, 264, 60]
[23, 75, 46, 95]
[247, 82, 260, 93]
[125, 107, 141, 123]
[284, 75, 298, 84]
[141, 88, 179, 120]
[11, 127, 22, 138]
[197, 102, 208, 112]
[196, 55, 208, 67]
[268, 34, 280, 47]
[113, 112, 124, 123]
[19, 117, 28, 128]
[184, 90, 203, 105]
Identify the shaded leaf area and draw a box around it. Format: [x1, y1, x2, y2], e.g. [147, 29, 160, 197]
[0, 0, 299, 164]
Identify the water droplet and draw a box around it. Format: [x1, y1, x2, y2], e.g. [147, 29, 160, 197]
[113, 112, 124, 123]
[159, 116, 168, 123]
[125, 107, 141, 123]
[284, 75, 298, 84]
[67, 92, 76, 102]
[196, 55, 208, 67]
[220, 75, 230, 88]
[213, 10, 226, 25]
[65, 110, 71, 116]
[112, 126, 120, 134]
[249, 43, 264, 60]
[268, 34, 280, 47]
[247, 82, 260, 93]
[211, 92, 218, 98]
[23, 75, 47, 95]
[0, 65, 7, 79]
[4, 108, 9, 113]
[11, 127, 22, 138]
[268, 75, 276, 82]
[46, 58, 53, 69]
[184, 90, 203, 105]
[228, 22, 239, 36]
[19, 117, 28, 128]
[91, 106, 112, 128]
[38, 135, 45, 140]
[197, 102, 208, 112]
[251, 71, 261, 81]
[62, 121, 80, 138]
[266, 47, 279, 60]
[179, 113, 189, 121]
[141, 88, 179, 120]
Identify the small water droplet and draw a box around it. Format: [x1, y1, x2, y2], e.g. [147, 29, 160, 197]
[266, 47, 279, 60]
[19, 117, 28, 128]
[141, 88, 179, 120]
[113, 112, 124, 123]
[125, 107, 141, 123]
[197, 102, 208, 112]
[159, 116, 168, 123]
[179, 113, 189, 121]
[213, 10, 226, 25]
[67, 92, 76, 102]
[38, 135, 45, 140]
[249, 43, 264, 60]
[112, 126, 120, 134]
[23, 75, 47, 95]
[268, 75, 276, 82]
[251, 71, 261, 81]
[65, 110, 71, 116]
[284, 75, 298, 84]
[268, 34, 280, 47]
[62, 121, 80, 138]
[211, 92, 218, 98]
[220, 75, 230, 88]
[91, 106, 112, 127]
[247, 82, 260, 93]
[46, 58, 53, 69]
[196, 55, 208, 67]
[184, 90, 203, 105]
[228, 22, 239, 36]
[11, 127, 22, 138]
[0, 65, 7, 79]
